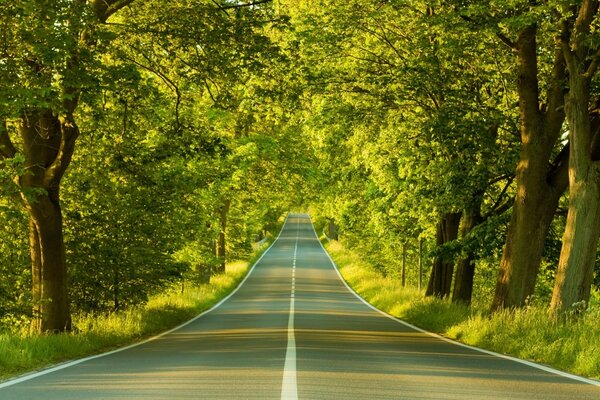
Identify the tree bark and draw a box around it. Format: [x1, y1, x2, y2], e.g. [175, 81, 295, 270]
[550, 1, 600, 315]
[28, 197, 71, 332]
[426, 212, 461, 298]
[452, 208, 481, 305]
[29, 218, 43, 327]
[19, 109, 77, 332]
[550, 164, 600, 314]
[491, 25, 568, 311]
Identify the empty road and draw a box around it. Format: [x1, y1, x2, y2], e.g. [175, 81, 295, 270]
[1, 213, 598, 399]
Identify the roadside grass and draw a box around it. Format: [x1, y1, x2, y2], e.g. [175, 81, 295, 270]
[325, 240, 600, 379]
[0, 243, 269, 381]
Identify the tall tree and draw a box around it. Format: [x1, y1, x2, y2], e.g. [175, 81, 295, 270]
[453, 2, 571, 311]
[550, 0, 600, 315]
[0, 0, 136, 332]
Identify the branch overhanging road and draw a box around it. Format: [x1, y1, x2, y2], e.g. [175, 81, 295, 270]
[1, 213, 599, 399]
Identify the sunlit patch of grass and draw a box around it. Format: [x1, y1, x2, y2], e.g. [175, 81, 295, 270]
[448, 304, 600, 378]
[326, 240, 600, 379]
[0, 250, 264, 381]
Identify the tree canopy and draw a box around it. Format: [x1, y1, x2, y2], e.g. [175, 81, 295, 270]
[1, 0, 600, 333]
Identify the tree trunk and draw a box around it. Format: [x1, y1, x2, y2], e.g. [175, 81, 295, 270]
[20, 109, 77, 333]
[492, 141, 564, 312]
[491, 25, 568, 311]
[27, 190, 72, 332]
[1, 1, 131, 334]
[551, 10, 600, 314]
[29, 218, 42, 327]
[418, 238, 423, 291]
[550, 169, 600, 314]
[452, 208, 481, 305]
[328, 219, 338, 240]
[214, 199, 231, 274]
[426, 212, 461, 298]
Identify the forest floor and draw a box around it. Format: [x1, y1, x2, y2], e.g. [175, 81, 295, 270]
[325, 240, 600, 380]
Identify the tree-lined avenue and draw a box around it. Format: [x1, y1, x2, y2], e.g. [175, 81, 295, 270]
[0, 214, 598, 399]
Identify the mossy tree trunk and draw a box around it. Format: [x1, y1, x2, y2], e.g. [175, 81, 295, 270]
[491, 24, 568, 311]
[551, 0, 600, 315]
[426, 212, 461, 298]
[452, 206, 481, 305]
[19, 108, 79, 333]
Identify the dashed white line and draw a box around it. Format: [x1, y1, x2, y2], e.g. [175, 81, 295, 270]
[281, 216, 300, 400]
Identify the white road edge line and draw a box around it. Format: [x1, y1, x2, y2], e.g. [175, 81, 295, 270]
[307, 215, 600, 388]
[0, 214, 292, 390]
[281, 215, 299, 400]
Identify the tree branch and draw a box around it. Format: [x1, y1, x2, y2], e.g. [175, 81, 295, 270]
[122, 52, 182, 128]
[560, 21, 575, 73]
[585, 48, 600, 78]
[544, 38, 567, 141]
[496, 31, 517, 50]
[204, 78, 220, 104]
[546, 142, 570, 191]
[486, 197, 514, 220]
[573, 0, 599, 57]
[357, 23, 407, 64]
[44, 112, 80, 188]
[218, 0, 272, 10]
[483, 175, 515, 221]
[487, 172, 514, 187]
[91, 0, 136, 22]
[211, 0, 231, 16]
[457, 13, 517, 50]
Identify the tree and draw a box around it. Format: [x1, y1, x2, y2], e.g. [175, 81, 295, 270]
[0, 0, 137, 332]
[550, 1, 600, 315]
[290, 1, 518, 302]
[451, 1, 570, 311]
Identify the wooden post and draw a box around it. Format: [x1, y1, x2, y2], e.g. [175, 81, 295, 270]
[401, 243, 406, 287]
[418, 238, 423, 291]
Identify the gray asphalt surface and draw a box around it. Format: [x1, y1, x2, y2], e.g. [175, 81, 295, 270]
[1, 213, 598, 399]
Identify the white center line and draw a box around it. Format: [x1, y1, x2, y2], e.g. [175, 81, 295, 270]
[281, 216, 299, 400]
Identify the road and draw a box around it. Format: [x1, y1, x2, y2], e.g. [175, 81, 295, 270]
[1, 213, 598, 399]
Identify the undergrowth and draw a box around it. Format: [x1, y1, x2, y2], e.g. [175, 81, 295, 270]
[326, 240, 600, 379]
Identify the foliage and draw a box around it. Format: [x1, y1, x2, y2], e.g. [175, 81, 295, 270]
[1, 0, 600, 381]
[0, 0, 304, 328]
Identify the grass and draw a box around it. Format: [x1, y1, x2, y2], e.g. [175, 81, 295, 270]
[325, 240, 600, 380]
[0, 243, 269, 381]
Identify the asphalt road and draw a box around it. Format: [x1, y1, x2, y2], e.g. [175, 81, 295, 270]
[1, 213, 599, 399]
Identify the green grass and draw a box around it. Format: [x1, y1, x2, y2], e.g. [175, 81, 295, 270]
[326, 240, 600, 379]
[0, 244, 269, 381]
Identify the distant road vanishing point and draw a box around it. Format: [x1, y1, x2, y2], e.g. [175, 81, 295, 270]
[1, 213, 598, 399]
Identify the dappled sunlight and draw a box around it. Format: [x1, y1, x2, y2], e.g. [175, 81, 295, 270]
[38, 366, 283, 399]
